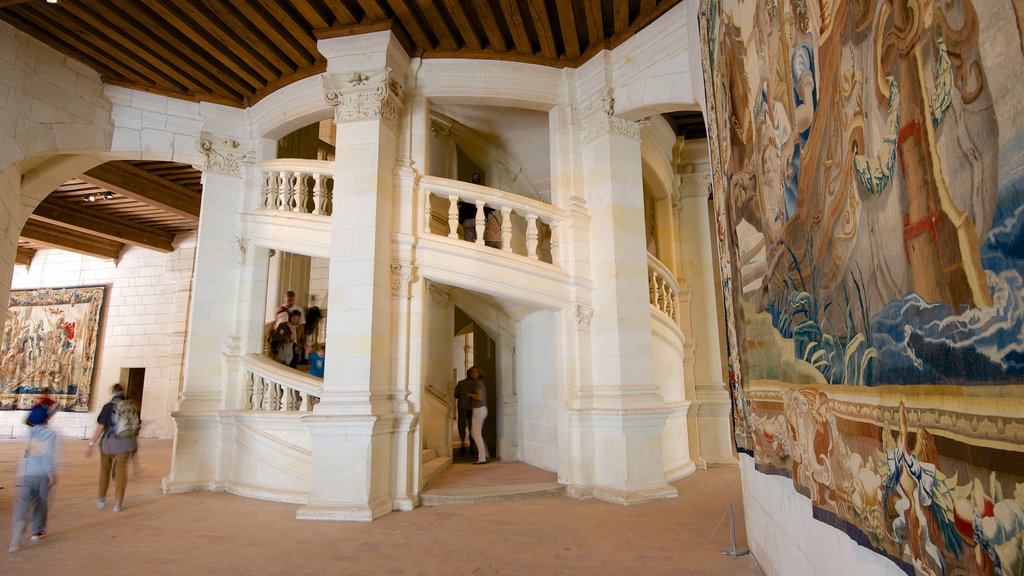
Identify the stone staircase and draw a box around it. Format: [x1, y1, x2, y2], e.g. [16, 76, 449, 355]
[421, 446, 449, 488]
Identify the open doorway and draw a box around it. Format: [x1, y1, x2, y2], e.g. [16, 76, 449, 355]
[452, 306, 498, 462]
[120, 367, 145, 412]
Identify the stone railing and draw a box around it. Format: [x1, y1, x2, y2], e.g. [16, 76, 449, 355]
[242, 353, 322, 412]
[648, 253, 679, 323]
[256, 159, 334, 216]
[420, 175, 564, 265]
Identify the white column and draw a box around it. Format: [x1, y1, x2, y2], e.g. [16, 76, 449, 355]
[297, 58, 407, 521]
[164, 135, 248, 493]
[567, 91, 676, 504]
[674, 140, 733, 465]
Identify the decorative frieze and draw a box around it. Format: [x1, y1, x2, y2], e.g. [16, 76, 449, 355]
[575, 304, 594, 332]
[323, 68, 405, 133]
[197, 134, 243, 176]
[579, 88, 648, 144]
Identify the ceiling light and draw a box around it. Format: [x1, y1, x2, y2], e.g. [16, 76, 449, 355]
[46, 0, 57, 4]
[103, 191, 114, 200]
[84, 194, 96, 202]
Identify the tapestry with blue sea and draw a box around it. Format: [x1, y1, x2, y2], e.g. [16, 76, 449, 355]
[699, 1, 1024, 574]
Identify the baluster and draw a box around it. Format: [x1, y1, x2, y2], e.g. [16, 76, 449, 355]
[312, 173, 324, 215]
[292, 171, 304, 213]
[650, 272, 659, 308]
[299, 392, 309, 411]
[526, 214, 539, 259]
[549, 222, 560, 264]
[475, 201, 486, 245]
[447, 195, 459, 238]
[500, 206, 513, 252]
[244, 372, 254, 410]
[252, 376, 263, 410]
[265, 172, 278, 210]
[661, 282, 669, 314]
[276, 173, 290, 211]
[423, 190, 433, 234]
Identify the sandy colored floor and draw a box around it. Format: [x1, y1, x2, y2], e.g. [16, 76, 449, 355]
[0, 438, 761, 576]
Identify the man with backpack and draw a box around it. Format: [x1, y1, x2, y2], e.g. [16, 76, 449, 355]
[85, 384, 140, 512]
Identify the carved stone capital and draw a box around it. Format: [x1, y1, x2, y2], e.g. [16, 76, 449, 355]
[579, 88, 648, 144]
[323, 68, 405, 133]
[236, 236, 249, 266]
[575, 304, 594, 332]
[197, 133, 243, 176]
[675, 172, 713, 207]
[390, 259, 413, 297]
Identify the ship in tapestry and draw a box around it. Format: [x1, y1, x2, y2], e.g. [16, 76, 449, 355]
[0, 286, 106, 411]
[699, 0, 1024, 575]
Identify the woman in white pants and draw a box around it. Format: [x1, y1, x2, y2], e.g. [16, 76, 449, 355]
[468, 370, 488, 465]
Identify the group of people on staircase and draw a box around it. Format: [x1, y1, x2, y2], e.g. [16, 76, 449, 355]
[268, 290, 324, 378]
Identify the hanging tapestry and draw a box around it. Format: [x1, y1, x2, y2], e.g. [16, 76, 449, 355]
[699, 0, 1024, 574]
[1, 285, 106, 411]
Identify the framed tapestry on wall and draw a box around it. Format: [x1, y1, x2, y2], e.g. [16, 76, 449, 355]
[1, 285, 107, 412]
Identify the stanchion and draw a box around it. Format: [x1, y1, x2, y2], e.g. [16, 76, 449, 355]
[721, 503, 750, 557]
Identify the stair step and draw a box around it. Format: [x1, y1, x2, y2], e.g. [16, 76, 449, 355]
[420, 447, 438, 461]
[420, 482, 566, 507]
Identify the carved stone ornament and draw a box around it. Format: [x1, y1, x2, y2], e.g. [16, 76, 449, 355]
[575, 304, 594, 331]
[323, 68, 405, 133]
[236, 236, 249, 266]
[197, 134, 243, 176]
[676, 172, 713, 204]
[390, 260, 413, 297]
[579, 88, 649, 144]
[429, 118, 452, 143]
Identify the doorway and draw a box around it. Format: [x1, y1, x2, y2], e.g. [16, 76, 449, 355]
[120, 367, 145, 408]
[453, 306, 498, 461]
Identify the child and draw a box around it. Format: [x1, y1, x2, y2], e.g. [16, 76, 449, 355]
[308, 343, 325, 378]
[10, 405, 58, 552]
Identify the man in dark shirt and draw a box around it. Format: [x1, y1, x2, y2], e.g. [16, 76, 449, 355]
[453, 367, 479, 455]
[85, 384, 138, 512]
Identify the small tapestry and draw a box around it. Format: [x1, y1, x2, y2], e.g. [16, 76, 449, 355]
[1, 285, 106, 411]
[699, 0, 1024, 574]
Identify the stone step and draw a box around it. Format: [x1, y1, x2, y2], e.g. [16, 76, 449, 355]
[420, 482, 566, 507]
[421, 455, 450, 488]
[421, 447, 438, 462]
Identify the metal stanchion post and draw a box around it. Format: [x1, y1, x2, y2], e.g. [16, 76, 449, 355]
[721, 504, 750, 557]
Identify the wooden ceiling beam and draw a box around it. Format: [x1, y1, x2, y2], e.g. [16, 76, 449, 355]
[414, 0, 458, 50]
[291, 0, 332, 28]
[499, 0, 534, 55]
[613, 0, 629, 36]
[56, 2, 195, 94]
[20, 221, 125, 262]
[472, 0, 508, 52]
[583, 0, 604, 50]
[526, 0, 558, 60]
[15, 247, 35, 267]
[234, 1, 317, 69]
[352, 0, 388, 21]
[0, 0, 33, 7]
[554, 1, 581, 60]
[30, 200, 176, 253]
[81, 162, 201, 223]
[200, 0, 299, 74]
[321, 0, 359, 25]
[387, 0, 436, 49]
[640, 0, 656, 15]
[440, 0, 482, 50]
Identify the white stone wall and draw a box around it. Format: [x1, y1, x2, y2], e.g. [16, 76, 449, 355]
[515, 310, 559, 472]
[740, 455, 904, 576]
[2, 235, 196, 440]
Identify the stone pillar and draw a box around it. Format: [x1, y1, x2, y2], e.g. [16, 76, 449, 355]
[568, 90, 676, 504]
[674, 142, 733, 465]
[164, 135, 247, 493]
[297, 64, 406, 521]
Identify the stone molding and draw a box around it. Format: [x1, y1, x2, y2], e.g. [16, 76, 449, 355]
[197, 133, 243, 176]
[323, 68, 405, 133]
[579, 88, 648, 145]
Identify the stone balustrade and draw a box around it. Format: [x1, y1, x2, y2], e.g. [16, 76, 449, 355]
[242, 353, 321, 412]
[257, 159, 334, 216]
[648, 253, 679, 323]
[420, 175, 564, 265]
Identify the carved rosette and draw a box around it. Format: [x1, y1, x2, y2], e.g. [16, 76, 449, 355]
[323, 68, 405, 134]
[579, 88, 648, 145]
[197, 134, 243, 176]
[575, 304, 594, 332]
[390, 259, 413, 297]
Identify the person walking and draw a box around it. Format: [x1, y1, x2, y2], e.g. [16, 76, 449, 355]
[85, 384, 139, 512]
[9, 404, 58, 552]
[453, 368, 478, 455]
[467, 367, 489, 465]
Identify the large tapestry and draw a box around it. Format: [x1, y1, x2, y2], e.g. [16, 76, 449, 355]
[699, 1, 1024, 574]
[1, 286, 106, 411]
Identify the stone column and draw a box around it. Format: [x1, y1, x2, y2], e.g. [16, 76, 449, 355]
[568, 90, 676, 504]
[674, 144, 733, 465]
[164, 135, 247, 493]
[297, 66, 405, 521]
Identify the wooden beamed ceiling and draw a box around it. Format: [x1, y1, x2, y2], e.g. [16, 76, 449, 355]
[0, 0, 683, 107]
[16, 161, 203, 265]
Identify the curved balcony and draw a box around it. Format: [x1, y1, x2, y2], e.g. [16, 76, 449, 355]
[648, 253, 679, 324]
[242, 353, 322, 412]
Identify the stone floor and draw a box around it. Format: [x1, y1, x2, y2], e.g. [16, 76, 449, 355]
[0, 438, 761, 575]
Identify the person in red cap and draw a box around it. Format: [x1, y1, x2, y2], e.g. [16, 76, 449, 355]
[9, 404, 58, 552]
